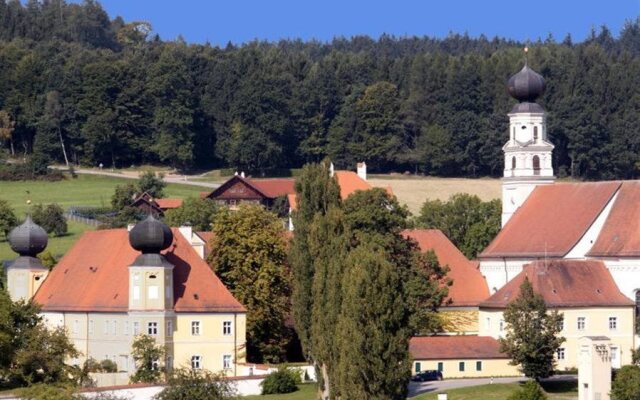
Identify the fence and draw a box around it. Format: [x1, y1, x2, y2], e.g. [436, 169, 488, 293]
[64, 212, 100, 227]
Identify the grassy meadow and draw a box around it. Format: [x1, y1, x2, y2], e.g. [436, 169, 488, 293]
[0, 174, 205, 262]
[369, 175, 501, 216]
[240, 381, 578, 400]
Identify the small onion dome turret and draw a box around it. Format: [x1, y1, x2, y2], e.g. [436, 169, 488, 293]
[507, 63, 546, 103]
[8, 215, 48, 257]
[129, 214, 173, 254]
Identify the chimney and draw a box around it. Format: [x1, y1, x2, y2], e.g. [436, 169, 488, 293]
[240, 171, 246, 178]
[179, 225, 193, 242]
[329, 162, 335, 177]
[127, 223, 135, 232]
[234, 171, 238, 176]
[357, 161, 367, 181]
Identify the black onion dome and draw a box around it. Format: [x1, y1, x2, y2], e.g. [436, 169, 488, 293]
[129, 214, 173, 254]
[8, 215, 48, 257]
[507, 64, 546, 102]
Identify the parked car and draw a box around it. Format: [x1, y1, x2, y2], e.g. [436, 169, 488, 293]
[411, 370, 443, 382]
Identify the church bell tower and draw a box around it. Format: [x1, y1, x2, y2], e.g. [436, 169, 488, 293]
[501, 50, 555, 227]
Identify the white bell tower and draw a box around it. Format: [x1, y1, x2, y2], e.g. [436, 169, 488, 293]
[502, 50, 555, 227]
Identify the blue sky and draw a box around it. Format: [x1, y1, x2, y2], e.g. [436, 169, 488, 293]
[97, 0, 639, 45]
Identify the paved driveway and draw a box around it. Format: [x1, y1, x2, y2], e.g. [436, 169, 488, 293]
[408, 375, 577, 398]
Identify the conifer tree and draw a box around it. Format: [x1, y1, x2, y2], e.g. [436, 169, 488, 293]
[499, 277, 565, 380]
[288, 161, 341, 356]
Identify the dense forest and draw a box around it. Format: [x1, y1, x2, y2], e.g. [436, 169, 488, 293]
[0, 0, 637, 179]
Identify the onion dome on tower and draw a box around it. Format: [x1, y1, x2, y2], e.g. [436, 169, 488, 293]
[8, 215, 48, 269]
[507, 50, 546, 113]
[129, 214, 174, 266]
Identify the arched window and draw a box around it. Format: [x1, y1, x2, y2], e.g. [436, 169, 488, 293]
[533, 126, 538, 141]
[532, 155, 541, 175]
[511, 156, 516, 170]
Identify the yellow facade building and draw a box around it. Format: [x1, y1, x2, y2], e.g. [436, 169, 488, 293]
[479, 260, 636, 370]
[6, 215, 247, 382]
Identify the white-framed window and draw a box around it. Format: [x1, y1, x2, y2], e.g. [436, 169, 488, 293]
[557, 348, 565, 360]
[72, 320, 79, 334]
[191, 321, 201, 336]
[112, 320, 117, 336]
[148, 321, 158, 335]
[498, 319, 504, 332]
[124, 321, 129, 336]
[609, 317, 617, 330]
[223, 321, 232, 336]
[133, 286, 140, 300]
[89, 320, 94, 334]
[191, 355, 202, 370]
[223, 354, 232, 370]
[104, 320, 109, 335]
[133, 321, 140, 335]
[558, 318, 564, 331]
[151, 359, 159, 371]
[476, 361, 482, 371]
[148, 286, 159, 300]
[166, 320, 173, 337]
[577, 317, 586, 331]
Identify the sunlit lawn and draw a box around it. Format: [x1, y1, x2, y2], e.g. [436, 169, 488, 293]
[412, 381, 578, 400]
[0, 174, 205, 263]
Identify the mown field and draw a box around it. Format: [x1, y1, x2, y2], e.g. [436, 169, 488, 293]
[0, 174, 205, 262]
[369, 175, 501, 216]
[241, 381, 578, 399]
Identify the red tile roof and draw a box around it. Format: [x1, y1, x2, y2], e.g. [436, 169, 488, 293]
[410, 336, 508, 360]
[33, 229, 245, 313]
[588, 181, 640, 257]
[479, 260, 633, 309]
[155, 198, 183, 209]
[248, 178, 296, 198]
[480, 182, 620, 258]
[334, 171, 371, 200]
[403, 229, 489, 307]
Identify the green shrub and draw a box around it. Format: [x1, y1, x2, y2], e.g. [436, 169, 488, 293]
[99, 359, 118, 373]
[154, 367, 235, 400]
[611, 365, 640, 400]
[16, 384, 77, 400]
[261, 366, 301, 395]
[507, 380, 548, 400]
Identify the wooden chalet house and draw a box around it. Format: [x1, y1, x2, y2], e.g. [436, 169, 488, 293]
[203, 176, 295, 210]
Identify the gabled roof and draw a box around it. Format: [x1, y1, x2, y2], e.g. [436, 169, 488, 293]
[403, 229, 489, 307]
[588, 181, 640, 257]
[205, 176, 295, 201]
[480, 182, 620, 258]
[33, 228, 245, 313]
[479, 260, 633, 309]
[155, 198, 183, 210]
[249, 178, 295, 198]
[334, 171, 371, 200]
[410, 336, 508, 360]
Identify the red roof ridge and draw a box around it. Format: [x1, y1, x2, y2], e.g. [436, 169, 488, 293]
[33, 228, 245, 313]
[410, 336, 508, 360]
[403, 229, 489, 306]
[480, 259, 633, 309]
[480, 181, 621, 259]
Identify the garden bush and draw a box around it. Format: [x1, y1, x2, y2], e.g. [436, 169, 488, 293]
[261, 366, 301, 395]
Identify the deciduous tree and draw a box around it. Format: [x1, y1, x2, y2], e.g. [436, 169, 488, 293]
[499, 278, 564, 380]
[208, 205, 291, 363]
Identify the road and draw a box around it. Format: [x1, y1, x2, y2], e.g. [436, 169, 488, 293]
[52, 166, 221, 189]
[408, 375, 577, 398]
